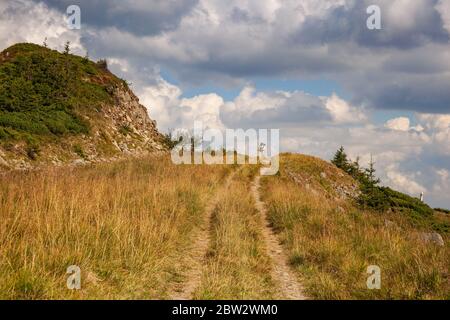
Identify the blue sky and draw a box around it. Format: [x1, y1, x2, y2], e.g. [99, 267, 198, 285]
[182, 78, 344, 103]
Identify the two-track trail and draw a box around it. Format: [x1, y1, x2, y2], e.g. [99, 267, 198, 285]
[169, 170, 237, 300]
[251, 175, 307, 300]
[169, 170, 306, 300]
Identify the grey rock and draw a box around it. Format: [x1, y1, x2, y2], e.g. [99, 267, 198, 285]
[420, 232, 444, 246]
[72, 159, 86, 166]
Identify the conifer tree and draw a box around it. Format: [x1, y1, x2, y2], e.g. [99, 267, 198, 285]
[331, 146, 349, 172]
[365, 154, 380, 188]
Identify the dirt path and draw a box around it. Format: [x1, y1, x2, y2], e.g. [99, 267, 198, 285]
[169, 171, 306, 300]
[251, 175, 307, 300]
[169, 170, 236, 300]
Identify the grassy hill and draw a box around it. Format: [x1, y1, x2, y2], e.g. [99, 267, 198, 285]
[0, 153, 448, 299]
[261, 154, 449, 299]
[0, 43, 165, 169]
[0, 43, 114, 141]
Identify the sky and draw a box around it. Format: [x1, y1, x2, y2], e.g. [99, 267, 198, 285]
[1, 0, 450, 208]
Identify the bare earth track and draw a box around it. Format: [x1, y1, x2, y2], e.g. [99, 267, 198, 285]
[169, 171, 306, 300]
[251, 175, 307, 300]
[169, 170, 236, 300]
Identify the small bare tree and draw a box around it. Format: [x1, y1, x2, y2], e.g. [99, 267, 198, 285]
[64, 41, 70, 55]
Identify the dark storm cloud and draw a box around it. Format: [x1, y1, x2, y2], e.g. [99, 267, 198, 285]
[346, 70, 450, 113]
[28, 0, 450, 114]
[33, 0, 197, 36]
[190, 48, 350, 78]
[363, 81, 450, 113]
[293, 0, 449, 49]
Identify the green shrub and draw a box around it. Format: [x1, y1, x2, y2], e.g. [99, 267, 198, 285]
[26, 144, 40, 160]
[162, 132, 182, 150]
[119, 125, 132, 136]
[435, 208, 450, 214]
[73, 144, 86, 159]
[0, 127, 8, 139]
[96, 59, 108, 70]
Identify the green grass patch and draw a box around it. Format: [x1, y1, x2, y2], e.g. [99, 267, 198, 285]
[0, 43, 121, 143]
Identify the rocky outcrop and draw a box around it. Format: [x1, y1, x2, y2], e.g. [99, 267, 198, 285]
[285, 167, 360, 201]
[99, 84, 166, 153]
[0, 43, 168, 171]
[0, 84, 167, 171]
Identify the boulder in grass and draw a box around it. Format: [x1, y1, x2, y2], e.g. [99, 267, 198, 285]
[420, 232, 444, 246]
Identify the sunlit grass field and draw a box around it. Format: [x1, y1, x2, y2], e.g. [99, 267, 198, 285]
[1, 153, 448, 300]
[0, 155, 229, 299]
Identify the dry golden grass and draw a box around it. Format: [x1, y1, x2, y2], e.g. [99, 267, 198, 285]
[193, 166, 277, 299]
[261, 154, 449, 300]
[2, 152, 448, 300]
[0, 155, 229, 299]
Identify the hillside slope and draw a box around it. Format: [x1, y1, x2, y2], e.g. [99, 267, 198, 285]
[261, 153, 449, 299]
[0, 43, 166, 170]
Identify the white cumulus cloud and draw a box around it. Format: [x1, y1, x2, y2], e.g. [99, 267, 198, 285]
[385, 117, 411, 131]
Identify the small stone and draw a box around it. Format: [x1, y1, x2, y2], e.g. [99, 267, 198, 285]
[384, 219, 396, 228]
[72, 159, 85, 166]
[420, 232, 444, 246]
